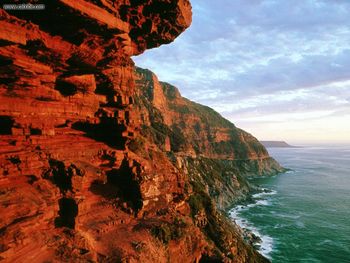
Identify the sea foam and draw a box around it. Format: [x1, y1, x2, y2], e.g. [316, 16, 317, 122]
[229, 189, 276, 258]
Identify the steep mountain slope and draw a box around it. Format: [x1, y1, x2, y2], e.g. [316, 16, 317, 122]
[134, 67, 284, 209]
[0, 1, 279, 262]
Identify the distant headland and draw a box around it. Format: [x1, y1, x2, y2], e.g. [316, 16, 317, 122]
[260, 141, 298, 148]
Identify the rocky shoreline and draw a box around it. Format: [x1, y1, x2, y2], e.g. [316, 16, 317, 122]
[228, 186, 282, 259]
[1, 1, 283, 262]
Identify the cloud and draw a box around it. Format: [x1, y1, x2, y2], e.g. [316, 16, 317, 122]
[133, 0, 350, 143]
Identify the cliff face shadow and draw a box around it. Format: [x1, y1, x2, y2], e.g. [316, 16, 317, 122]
[55, 198, 78, 229]
[0, 116, 14, 135]
[72, 121, 126, 150]
[89, 159, 143, 214]
[55, 79, 78, 97]
[89, 180, 120, 200]
[106, 159, 143, 212]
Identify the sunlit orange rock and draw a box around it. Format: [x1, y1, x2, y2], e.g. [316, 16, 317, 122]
[0, 1, 273, 262]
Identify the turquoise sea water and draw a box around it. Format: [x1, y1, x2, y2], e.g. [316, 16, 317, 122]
[229, 146, 350, 262]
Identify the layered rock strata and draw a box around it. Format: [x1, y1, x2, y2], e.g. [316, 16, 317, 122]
[1, 1, 276, 262]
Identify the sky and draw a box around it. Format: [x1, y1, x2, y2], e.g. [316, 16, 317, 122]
[133, 0, 350, 144]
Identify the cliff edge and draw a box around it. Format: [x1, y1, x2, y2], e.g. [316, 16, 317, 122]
[0, 1, 278, 262]
[134, 67, 284, 209]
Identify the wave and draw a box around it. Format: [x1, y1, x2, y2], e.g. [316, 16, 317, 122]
[229, 188, 276, 258]
[230, 208, 274, 258]
[285, 170, 296, 174]
[252, 189, 277, 199]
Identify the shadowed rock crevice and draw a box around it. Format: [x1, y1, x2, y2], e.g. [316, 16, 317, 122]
[0, 116, 14, 135]
[29, 128, 42, 135]
[95, 73, 115, 97]
[55, 198, 78, 229]
[0, 56, 13, 67]
[55, 79, 78, 97]
[5, 2, 116, 46]
[72, 121, 127, 150]
[44, 160, 84, 194]
[25, 40, 63, 67]
[88, 159, 143, 214]
[106, 159, 143, 213]
[199, 255, 222, 263]
[45, 159, 73, 193]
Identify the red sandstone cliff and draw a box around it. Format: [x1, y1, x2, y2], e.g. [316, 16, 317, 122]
[134, 67, 284, 208]
[1, 1, 272, 262]
[134, 67, 270, 159]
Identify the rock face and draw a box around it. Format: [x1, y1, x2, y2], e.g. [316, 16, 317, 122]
[0, 1, 276, 262]
[134, 67, 284, 209]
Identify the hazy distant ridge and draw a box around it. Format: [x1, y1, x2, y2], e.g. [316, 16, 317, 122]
[260, 141, 295, 148]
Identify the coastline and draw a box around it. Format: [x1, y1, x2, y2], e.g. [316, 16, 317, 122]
[228, 187, 278, 259]
[225, 169, 288, 260]
[228, 146, 350, 262]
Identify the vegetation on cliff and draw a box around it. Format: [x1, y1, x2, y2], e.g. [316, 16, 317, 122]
[1, 1, 282, 262]
[134, 67, 284, 208]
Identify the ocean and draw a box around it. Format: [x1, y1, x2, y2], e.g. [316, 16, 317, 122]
[229, 146, 350, 262]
